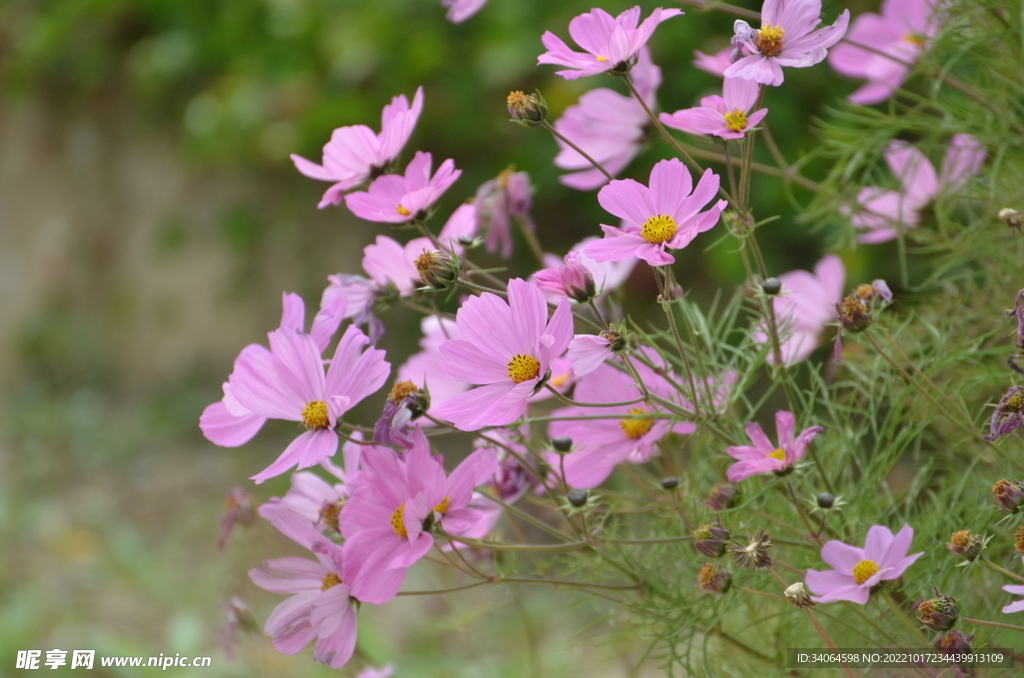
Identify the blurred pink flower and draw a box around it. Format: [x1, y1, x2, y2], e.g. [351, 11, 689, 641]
[538, 6, 682, 80]
[435, 279, 573, 431]
[291, 88, 424, 208]
[357, 666, 395, 678]
[584, 158, 727, 267]
[660, 76, 768, 140]
[726, 0, 850, 86]
[828, 0, 937, 105]
[725, 410, 822, 481]
[694, 47, 734, 77]
[475, 169, 534, 259]
[805, 524, 924, 604]
[552, 47, 661, 190]
[443, 0, 487, 23]
[345, 151, 461, 223]
[753, 254, 845, 365]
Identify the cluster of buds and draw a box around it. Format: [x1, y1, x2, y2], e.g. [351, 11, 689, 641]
[507, 90, 547, 127]
[705, 482, 737, 511]
[946, 530, 984, 561]
[726, 528, 772, 569]
[915, 587, 959, 632]
[992, 479, 1024, 513]
[414, 249, 459, 290]
[697, 562, 732, 594]
[987, 387, 1024, 441]
[834, 279, 892, 361]
[693, 520, 730, 558]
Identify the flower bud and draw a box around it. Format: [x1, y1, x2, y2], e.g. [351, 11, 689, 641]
[414, 249, 459, 290]
[934, 630, 973, 653]
[761, 277, 781, 295]
[559, 251, 597, 303]
[816, 492, 835, 509]
[1000, 207, 1022, 233]
[661, 476, 679, 490]
[551, 436, 573, 453]
[946, 530, 983, 561]
[507, 90, 547, 127]
[601, 329, 626, 352]
[988, 386, 1024, 441]
[705, 482, 736, 511]
[693, 521, 730, 558]
[784, 582, 815, 608]
[697, 563, 732, 593]
[915, 589, 958, 632]
[992, 478, 1024, 512]
[567, 488, 588, 508]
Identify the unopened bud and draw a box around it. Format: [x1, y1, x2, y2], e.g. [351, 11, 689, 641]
[761, 277, 782, 295]
[661, 476, 679, 490]
[992, 478, 1024, 513]
[946, 530, 983, 561]
[694, 521, 731, 558]
[705, 482, 737, 511]
[816, 492, 835, 509]
[551, 436, 573, 452]
[1000, 208, 1022, 233]
[507, 90, 547, 127]
[415, 249, 459, 289]
[916, 588, 958, 632]
[567, 488, 588, 507]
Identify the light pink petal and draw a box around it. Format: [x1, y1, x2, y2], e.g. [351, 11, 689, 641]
[724, 55, 784, 87]
[507, 278, 547, 355]
[723, 76, 760, 111]
[775, 410, 796, 448]
[200, 400, 265, 447]
[1002, 599, 1024, 614]
[312, 590, 358, 668]
[439, 339, 510, 384]
[744, 421, 776, 454]
[583, 227, 651, 262]
[820, 539, 867, 573]
[598, 178, 653, 226]
[649, 158, 692, 216]
[940, 134, 986, 191]
[252, 430, 339, 484]
[804, 567, 855, 596]
[884, 551, 924, 580]
[249, 557, 326, 594]
[877, 523, 914, 567]
[436, 381, 524, 431]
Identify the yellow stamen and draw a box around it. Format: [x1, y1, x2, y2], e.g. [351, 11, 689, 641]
[1006, 390, 1024, 413]
[852, 559, 880, 585]
[724, 109, 748, 132]
[549, 371, 570, 388]
[301, 400, 330, 430]
[321, 572, 342, 590]
[507, 354, 541, 383]
[949, 530, 971, 549]
[903, 32, 925, 46]
[434, 497, 450, 515]
[596, 55, 608, 62]
[768, 448, 786, 462]
[397, 205, 411, 216]
[620, 407, 654, 439]
[388, 380, 417, 404]
[756, 24, 785, 57]
[390, 503, 408, 538]
[641, 214, 678, 244]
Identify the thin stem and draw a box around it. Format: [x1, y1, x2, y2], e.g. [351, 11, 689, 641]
[543, 383, 646, 408]
[961, 616, 1024, 633]
[981, 557, 1024, 584]
[515, 214, 547, 267]
[784, 480, 822, 545]
[884, 591, 930, 646]
[397, 580, 490, 596]
[540, 120, 613, 181]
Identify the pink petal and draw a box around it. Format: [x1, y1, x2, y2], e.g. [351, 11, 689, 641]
[251, 430, 339, 484]
[820, 539, 866, 572]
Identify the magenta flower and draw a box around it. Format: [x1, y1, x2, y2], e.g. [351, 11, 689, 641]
[805, 524, 924, 604]
[248, 511, 358, 668]
[344, 151, 461, 223]
[435, 278, 573, 431]
[753, 254, 845, 365]
[661, 77, 768, 140]
[694, 48, 733, 77]
[291, 88, 424, 209]
[1001, 585, 1024, 614]
[552, 47, 661, 190]
[549, 359, 695, 488]
[340, 429, 497, 603]
[850, 135, 986, 243]
[828, 0, 937, 105]
[443, 0, 487, 23]
[726, 0, 850, 87]
[538, 6, 682, 80]
[475, 169, 534, 259]
[725, 411, 822, 481]
[583, 158, 728, 267]
[227, 324, 390, 483]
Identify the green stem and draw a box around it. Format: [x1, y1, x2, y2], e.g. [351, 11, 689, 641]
[961, 616, 1024, 633]
[539, 120, 613, 181]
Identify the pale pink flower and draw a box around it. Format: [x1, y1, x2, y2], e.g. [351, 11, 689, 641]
[443, 0, 487, 23]
[535, 238, 638, 305]
[340, 429, 497, 603]
[725, 411, 822, 481]
[435, 278, 573, 431]
[291, 88, 424, 208]
[566, 333, 617, 376]
[249, 511, 358, 668]
[1001, 585, 1024, 614]
[805, 524, 924, 604]
[227, 324, 390, 483]
[437, 202, 479, 249]
[753, 254, 845, 365]
[362, 236, 434, 296]
[828, 0, 937, 105]
[694, 48, 733, 77]
[533, 251, 596, 303]
[345, 151, 461, 223]
[660, 77, 768, 140]
[584, 158, 728, 267]
[475, 169, 534, 259]
[851, 135, 986, 243]
[538, 6, 682, 80]
[726, 0, 850, 87]
[552, 47, 661, 190]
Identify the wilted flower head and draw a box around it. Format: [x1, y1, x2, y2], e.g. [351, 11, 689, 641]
[725, 411, 823, 482]
[698, 562, 732, 593]
[725, 0, 850, 86]
[693, 520, 731, 558]
[1008, 289, 1024, 350]
[992, 478, 1024, 512]
[660, 77, 769, 140]
[833, 279, 893, 361]
[727, 528, 773, 568]
[475, 168, 534, 259]
[915, 588, 959, 632]
[706, 482, 737, 511]
[219, 596, 257, 662]
[986, 386, 1024, 441]
[946, 530, 983, 562]
[1001, 208, 1023, 234]
[934, 630, 973, 652]
[784, 582, 815, 608]
[507, 90, 547, 126]
[805, 524, 923, 604]
[537, 6, 682, 80]
[218, 487, 254, 552]
[374, 380, 430, 448]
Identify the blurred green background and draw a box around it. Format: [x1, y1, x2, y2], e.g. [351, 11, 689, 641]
[0, 0, 877, 675]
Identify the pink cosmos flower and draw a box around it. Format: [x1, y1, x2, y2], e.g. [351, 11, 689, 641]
[828, 0, 937, 105]
[584, 158, 728, 267]
[249, 511, 358, 668]
[475, 169, 534, 259]
[435, 278, 573, 431]
[362, 235, 436, 295]
[537, 6, 682, 80]
[660, 77, 769, 140]
[552, 47, 661, 190]
[549, 359, 695, 488]
[805, 524, 924, 604]
[200, 292, 347, 447]
[753, 254, 845, 365]
[726, 0, 850, 87]
[227, 324, 390, 483]
[345, 151, 461, 223]
[725, 410, 822, 481]
[694, 48, 733, 77]
[443, 0, 487, 23]
[533, 251, 596, 303]
[340, 429, 497, 603]
[851, 135, 986, 243]
[534, 238, 638, 305]
[291, 88, 424, 209]
[1001, 585, 1024, 614]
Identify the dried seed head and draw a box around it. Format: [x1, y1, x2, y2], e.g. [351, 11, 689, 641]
[784, 582, 815, 608]
[727, 528, 772, 569]
[698, 563, 732, 593]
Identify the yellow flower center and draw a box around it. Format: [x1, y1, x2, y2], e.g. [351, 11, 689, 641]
[390, 503, 408, 538]
[1006, 390, 1024, 413]
[388, 380, 417, 404]
[301, 400, 330, 430]
[852, 559, 880, 585]
[321, 572, 342, 591]
[549, 371, 570, 388]
[397, 205, 412, 216]
[949, 530, 971, 548]
[768, 448, 786, 462]
[641, 214, 678, 244]
[434, 497, 450, 515]
[903, 32, 925, 46]
[620, 407, 654, 439]
[507, 354, 541, 383]
[756, 24, 785, 57]
[596, 55, 608, 62]
[724, 109, 748, 132]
